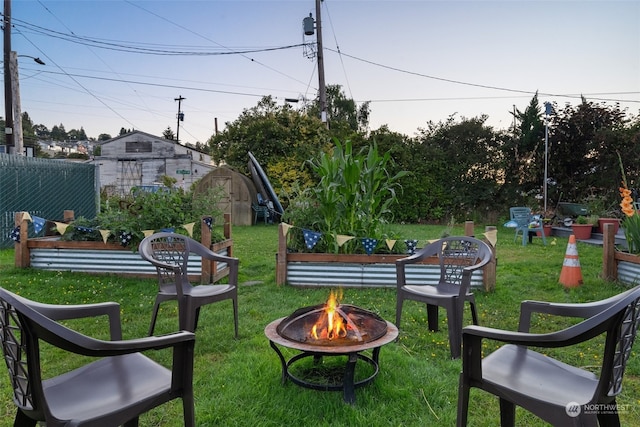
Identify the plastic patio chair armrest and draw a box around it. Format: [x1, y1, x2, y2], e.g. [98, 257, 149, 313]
[28, 300, 123, 340]
[396, 246, 440, 266]
[516, 291, 633, 332]
[191, 243, 239, 266]
[462, 325, 587, 349]
[44, 329, 196, 358]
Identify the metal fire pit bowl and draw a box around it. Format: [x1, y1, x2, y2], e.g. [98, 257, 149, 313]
[265, 306, 398, 404]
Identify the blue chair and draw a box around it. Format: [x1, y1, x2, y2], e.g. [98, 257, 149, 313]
[510, 207, 546, 246]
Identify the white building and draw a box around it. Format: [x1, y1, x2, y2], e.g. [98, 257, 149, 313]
[92, 131, 214, 194]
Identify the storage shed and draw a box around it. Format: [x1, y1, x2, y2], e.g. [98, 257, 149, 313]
[193, 166, 257, 226]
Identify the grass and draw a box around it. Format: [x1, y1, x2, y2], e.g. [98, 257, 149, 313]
[0, 224, 638, 426]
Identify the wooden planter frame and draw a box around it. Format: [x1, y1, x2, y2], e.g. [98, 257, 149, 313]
[602, 222, 640, 285]
[14, 212, 234, 284]
[276, 221, 497, 291]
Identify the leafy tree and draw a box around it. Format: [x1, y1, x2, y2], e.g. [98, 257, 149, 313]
[98, 133, 112, 141]
[304, 84, 370, 142]
[50, 124, 67, 141]
[413, 115, 503, 222]
[209, 96, 329, 197]
[498, 93, 547, 209]
[33, 124, 49, 139]
[548, 99, 631, 211]
[68, 127, 88, 141]
[163, 127, 175, 140]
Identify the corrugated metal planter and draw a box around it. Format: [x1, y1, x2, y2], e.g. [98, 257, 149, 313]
[13, 212, 234, 283]
[276, 223, 496, 290]
[601, 223, 640, 286]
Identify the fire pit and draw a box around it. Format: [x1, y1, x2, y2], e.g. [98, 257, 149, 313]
[264, 291, 398, 403]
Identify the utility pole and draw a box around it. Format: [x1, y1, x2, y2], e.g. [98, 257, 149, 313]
[3, 0, 13, 152]
[175, 95, 185, 143]
[315, 0, 327, 127]
[303, 0, 327, 127]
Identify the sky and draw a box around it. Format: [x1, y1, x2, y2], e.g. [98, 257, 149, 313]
[6, 0, 640, 145]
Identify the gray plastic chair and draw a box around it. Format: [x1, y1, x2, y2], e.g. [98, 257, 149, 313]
[0, 287, 196, 427]
[139, 232, 239, 337]
[396, 236, 494, 359]
[510, 207, 546, 246]
[457, 285, 640, 426]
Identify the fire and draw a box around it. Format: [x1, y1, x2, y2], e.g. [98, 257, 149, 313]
[310, 290, 350, 341]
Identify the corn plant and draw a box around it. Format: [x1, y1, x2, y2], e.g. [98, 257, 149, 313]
[301, 139, 408, 253]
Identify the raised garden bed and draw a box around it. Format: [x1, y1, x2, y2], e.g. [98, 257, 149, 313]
[13, 212, 233, 283]
[276, 222, 496, 291]
[602, 222, 640, 286]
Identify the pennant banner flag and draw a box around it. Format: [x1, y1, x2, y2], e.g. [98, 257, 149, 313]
[143, 230, 155, 237]
[303, 229, 322, 250]
[75, 226, 94, 233]
[22, 212, 32, 222]
[386, 239, 397, 250]
[119, 231, 133, 247]
[10, 226, 20, 243]
[336, 234, 355, 247]
[484, 229, 498, 247]
[404, 239, 418, 254]
[203, 217, 213, 230]
[32, 216, 46, 234]
[182, 222, 195, 237]
[55, 222, 70, 235]
[100, 229, 111, 243]
[281, 223, 294, 236]
[361, 238, 378, 255]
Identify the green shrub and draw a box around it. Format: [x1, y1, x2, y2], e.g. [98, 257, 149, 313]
[62, 186, 226, 248]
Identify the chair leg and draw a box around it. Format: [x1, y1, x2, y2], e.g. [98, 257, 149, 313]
[232, 297, 239, 339]
[469, 301, 479, 325]
[123, 417, 140, 427]
[446, 308, 461, 359]
[596, 401, 620, 427]
[427, 304, 439, 332]
[395, 297, 404, 329]
[499, 398, 516, 426]
[148, 302, 161, 336]
[14, 409, 37, 427]
[456, 374, 470, 427]
[183, 394, 196, 427]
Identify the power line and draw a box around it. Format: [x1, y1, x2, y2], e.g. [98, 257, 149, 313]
[325, 47, 640, 104]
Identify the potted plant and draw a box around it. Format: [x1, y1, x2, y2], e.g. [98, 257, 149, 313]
[571, 215, 594, 240]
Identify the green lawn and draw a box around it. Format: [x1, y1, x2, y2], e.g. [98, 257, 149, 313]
[0, 224, 638, 426]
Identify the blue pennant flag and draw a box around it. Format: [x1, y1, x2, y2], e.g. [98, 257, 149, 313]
[303, 229, 322, 250]
[405, 239, 418, 255]
[119, 231, 133, 247]
[361, 238, 378, 255]
[203, 217, 213, 230]
[75, 226, 94, 233]
[9, 226, 20, 243]
[32, 216, 46, 234]
[160, 227, 175, 233]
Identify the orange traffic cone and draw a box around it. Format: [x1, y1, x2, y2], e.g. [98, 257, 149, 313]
[559, 234, 583, 288]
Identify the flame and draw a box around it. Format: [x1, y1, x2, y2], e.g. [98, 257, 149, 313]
[311, 289, 348, 340]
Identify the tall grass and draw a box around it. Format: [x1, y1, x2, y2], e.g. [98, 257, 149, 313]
[0, 225, 638, 426]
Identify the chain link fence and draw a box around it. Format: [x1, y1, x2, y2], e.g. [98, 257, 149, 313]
[1, 154, 98, 248]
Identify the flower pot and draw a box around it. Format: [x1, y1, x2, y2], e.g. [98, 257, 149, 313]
[537, 224, 552, 237]
[597, 218, 620, 235]
[571, 224, 593, 240]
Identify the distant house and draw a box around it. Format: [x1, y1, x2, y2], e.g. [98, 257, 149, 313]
[92, 131, 214, 195]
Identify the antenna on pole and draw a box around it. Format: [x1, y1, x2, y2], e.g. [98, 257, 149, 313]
[302, 0, 328, 127]
[175, 95, 185, 143]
